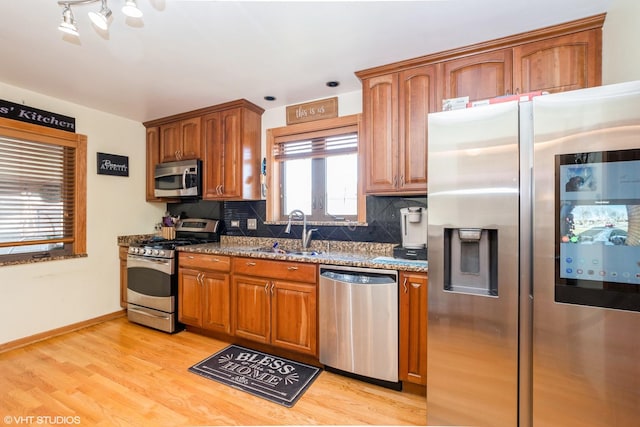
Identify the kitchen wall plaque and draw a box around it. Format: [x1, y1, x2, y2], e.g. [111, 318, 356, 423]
[286, 97, 338, 125]
[0, 99, 76, 132]
[97, 152, 129, 177]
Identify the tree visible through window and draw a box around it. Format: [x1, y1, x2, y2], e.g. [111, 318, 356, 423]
[0, 119, 86, 262]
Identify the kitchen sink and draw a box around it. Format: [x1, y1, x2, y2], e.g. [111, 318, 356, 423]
[250, 247, 322, 256]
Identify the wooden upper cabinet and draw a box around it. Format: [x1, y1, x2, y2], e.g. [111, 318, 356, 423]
[441, 49, 513, 106]
[513, 29, 601, 94]
[398, 65, 435, 192]
[362, 73, 398, 194]
[203, 106, 262, 200]
[361, 64, 433, 195]
[144, 99, 264, 202]
[145, 126, 163, 202]
[203, 108, 245, 200]
[159, 117, 201, 163]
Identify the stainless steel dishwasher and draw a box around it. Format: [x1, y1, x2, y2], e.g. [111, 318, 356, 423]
[319, 264, 400, 389]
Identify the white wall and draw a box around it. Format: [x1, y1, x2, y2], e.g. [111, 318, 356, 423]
[261, 90, 363, 155]
[0, 82, 165, 344]
[602, 0, 640, 84]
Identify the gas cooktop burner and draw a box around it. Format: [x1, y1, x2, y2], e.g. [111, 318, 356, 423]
[127, 218, 220, 259]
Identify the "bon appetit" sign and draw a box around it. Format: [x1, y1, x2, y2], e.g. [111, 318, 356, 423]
[97, 152, 129, 177]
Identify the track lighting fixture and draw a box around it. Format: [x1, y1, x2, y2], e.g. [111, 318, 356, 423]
[57, 0, 143, 36]
[88, 0, 112, 30]
[58, 4, 79, 36]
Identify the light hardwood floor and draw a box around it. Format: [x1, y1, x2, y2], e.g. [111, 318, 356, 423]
[0, 317, 426, 426]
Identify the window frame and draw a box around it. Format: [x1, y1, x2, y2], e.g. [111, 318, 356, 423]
[0, 117, 87, 263]
[266, 114, 365, 225]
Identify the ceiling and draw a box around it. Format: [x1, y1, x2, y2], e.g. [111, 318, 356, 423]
[0, 0, 612, 123]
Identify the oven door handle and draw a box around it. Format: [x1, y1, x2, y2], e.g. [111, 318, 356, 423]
[128, 307, 171, 320]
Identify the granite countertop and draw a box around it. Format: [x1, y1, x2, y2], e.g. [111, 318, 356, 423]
[118, 235, 427, 272]
[177, 236, 428, 273]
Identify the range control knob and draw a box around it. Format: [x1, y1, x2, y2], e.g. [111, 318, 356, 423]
[152, 249, 160, 256]
[159, 250, 166, 257]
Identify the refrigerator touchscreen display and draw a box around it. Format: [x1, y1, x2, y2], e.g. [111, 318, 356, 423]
[556, 149, 640, 312]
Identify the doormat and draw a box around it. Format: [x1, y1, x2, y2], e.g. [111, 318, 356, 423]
[188, 345, 321, 407]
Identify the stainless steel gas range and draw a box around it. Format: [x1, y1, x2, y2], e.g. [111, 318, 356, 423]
[126, 218, 220, 333]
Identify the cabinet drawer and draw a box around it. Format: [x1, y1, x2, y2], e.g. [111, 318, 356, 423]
[179, 252, 231, 272]
[233, 257, 317, 283]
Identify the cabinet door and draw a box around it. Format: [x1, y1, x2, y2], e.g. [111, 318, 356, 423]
[180, 117, 202, 160]
[159, 122, 181, 163]
[362, 73, 399, 193]
[441, 49, 513, 106]
[202, 271, 231, 334]
[399, 272, 428, 385]
[218, 108, 242, 198]
[233, 275, 271, 344]
[178, 268, 203, 327]
[202, 111, 222, 199]
[398, 65, 435, 193]
[145, 127, 162, 202]
[119, 246, 128, 308]
[271, 280, 317, 356]
[203, 108, 255, 200]
[513, 30, 601, 94]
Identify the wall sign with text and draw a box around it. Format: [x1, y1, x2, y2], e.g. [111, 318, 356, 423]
[0, 99, 76, 132]
[97, 152, 129, 177]
[286, 97, 338, 125]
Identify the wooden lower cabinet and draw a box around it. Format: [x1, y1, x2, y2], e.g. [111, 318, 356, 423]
[178, 253, 232, 334]
[119, 246, 128, 308]
[232, 257, 318, 356]
[399, 271, 428, 385]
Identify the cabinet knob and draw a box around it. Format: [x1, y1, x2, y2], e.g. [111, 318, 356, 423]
[403, 277, 408, 293]
[264, 282, 269, 293]
[270, 282, 275, 295]
[411, 282, 421, 288]
[246, 262, 256, 266]
[287, 266, 299, 271]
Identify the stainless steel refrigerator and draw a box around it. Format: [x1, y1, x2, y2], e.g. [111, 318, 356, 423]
[427, 81, 640, 427]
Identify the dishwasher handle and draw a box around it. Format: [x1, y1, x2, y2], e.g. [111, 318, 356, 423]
[320, 267, 397, 285]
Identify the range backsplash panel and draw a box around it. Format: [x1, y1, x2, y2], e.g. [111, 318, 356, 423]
[168, 196, 426, 245]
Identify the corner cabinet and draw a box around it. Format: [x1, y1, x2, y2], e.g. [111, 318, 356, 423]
[143, 99, 264, 202]
[399, 271, 427, 385]
[356, 14, 604, 196]
[178, 253, 232, 334]
[232, 257, 318, 356]
[359, 64, 434, 195]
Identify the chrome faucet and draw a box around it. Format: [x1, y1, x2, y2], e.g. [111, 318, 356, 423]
[285, 209, 317, 249]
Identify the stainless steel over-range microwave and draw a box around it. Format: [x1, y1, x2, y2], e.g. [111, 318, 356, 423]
[154, 159, 202, 198]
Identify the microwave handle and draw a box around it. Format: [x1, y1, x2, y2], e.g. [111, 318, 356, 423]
[182, 168, 189, 190]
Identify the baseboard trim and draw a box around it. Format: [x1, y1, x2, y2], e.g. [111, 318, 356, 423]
[0, 310, 126, 353]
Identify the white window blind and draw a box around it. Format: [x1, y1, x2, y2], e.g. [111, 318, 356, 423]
[0, 135, 76, 254]
[273, 125, 358, 161]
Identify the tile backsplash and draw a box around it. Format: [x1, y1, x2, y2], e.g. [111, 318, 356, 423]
[169, 195, 426, 245]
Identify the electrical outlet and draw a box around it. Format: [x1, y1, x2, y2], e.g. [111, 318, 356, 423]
[230, 220, 240, 228]
[247, 218, 257, 230]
